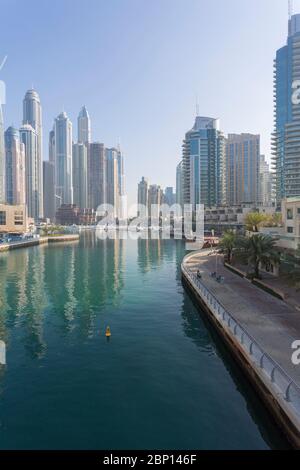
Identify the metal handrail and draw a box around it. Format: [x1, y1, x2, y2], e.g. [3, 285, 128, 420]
[181, 261, 300, 414]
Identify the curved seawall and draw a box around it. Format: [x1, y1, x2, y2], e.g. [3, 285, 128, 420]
[182, 251, 300, 448]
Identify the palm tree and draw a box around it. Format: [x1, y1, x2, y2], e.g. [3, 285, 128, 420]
[219, 230, 237, 264]
[244, 212, 268, 232]
[236, 234, 280, 279]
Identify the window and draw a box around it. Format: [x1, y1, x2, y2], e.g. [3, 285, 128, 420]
[287, 226, 294, 233]
[14, 211, 23, 226]
[0, 211, 6, 225]
[287, 209, 293, 220]
[297, 208, 300, 215]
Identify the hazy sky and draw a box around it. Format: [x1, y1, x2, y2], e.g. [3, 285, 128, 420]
[0, 0, 295, 206]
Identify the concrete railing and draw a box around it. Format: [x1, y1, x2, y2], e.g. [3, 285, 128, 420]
[182, 262, 300, 417]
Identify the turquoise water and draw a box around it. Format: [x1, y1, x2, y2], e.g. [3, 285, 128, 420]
[0, 233, 288, 449]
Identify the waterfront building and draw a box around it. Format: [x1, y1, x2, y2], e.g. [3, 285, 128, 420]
[164, 187, 176, 206]
[0, 203, 27, 233]
[43, 161, 55, 221]
[176, 161, 183, 208]
[72, 142, 88, 210]
[106, 148, 119, 218]
[54, 112, 73, 207]
[259, 155, 274, 207]
[272, 13, 300, 203]
[55, 203, 96, 226]
[19, 124, 42, 220]
[226, 133, 260, 206]
[148, 184, 162, 220]
[49, 128, 55, 164]
[117, 149, 127, 220]
[78, 105, 91, 144]
[138, 177, 148, 217]
[204, 204, 275, 232]
[182, 116, 225, 209]
[23, 89, 43, 217]
[88, 142, 106, 210]
[0, 104, 5, 202]
[5, 127, 25, 205]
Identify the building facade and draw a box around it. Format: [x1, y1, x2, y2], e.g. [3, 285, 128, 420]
[259, 155, 274, 207]
[78, 106, 91, 144]
[137, 177, 148, 217]
[0, 203, 27, 233]
[88, 142, 106, 211]
[226, 133, 260, 206]
[176, 161, 183, 208]
[5, 127, 25, 205]
[43, 161, 55, 221]
[0, 104, 5, 202]
[106, 148, 119, 218]
[20, 124, 42, 220]
[72, 142, 88, 210]
[23, 89, 43, 217]
[54, 112, 73, 207]
[182, 116, 225, 209]
[272, 14, 300, 203]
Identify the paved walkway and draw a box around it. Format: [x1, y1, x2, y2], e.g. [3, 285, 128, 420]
[185, 250, 300, 386]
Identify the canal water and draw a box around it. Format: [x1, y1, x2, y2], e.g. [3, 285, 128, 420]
[0, 233, 289, 449]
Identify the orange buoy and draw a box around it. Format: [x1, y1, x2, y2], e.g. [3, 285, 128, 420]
[105, 326, 111, 337]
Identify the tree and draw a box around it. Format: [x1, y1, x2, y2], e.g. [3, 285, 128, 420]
[244, 212, 269, 232]
[236, 234, 280, 279]
[219, 230, 238, 264]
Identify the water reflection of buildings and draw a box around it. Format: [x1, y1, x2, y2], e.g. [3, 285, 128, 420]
[0, 233, 126, 361]
[0, 247, 47, 358]
[137, 236, 183, 274]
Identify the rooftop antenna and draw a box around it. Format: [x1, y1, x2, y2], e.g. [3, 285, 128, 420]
[289, 0, 293, 19]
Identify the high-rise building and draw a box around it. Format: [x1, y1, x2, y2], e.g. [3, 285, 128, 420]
[148, 184, 162, 219]
[43, 161, 55, 221]
[182, 116, 225, 209]
[23, 89, 43, 216]
[226, 133, 260, 206]
[176, 161, 183, 208]
[19, 124, 41, 220]
[49, 128, 55, 164]
[72, 142, 88, 210]
[164, 187, 176, 206]
[272, 13, 300, 203]
[0, 104, 5, 202]
[54, 112, 73, 207]
[259, 155, 274, 207]
[4, 126, 25, 205]
[138, 177, 148, 217]
[88, 142, 106, 210]
[117, 149, 127, 220]
[78, 105, 91, 144]
[106, 148, 119, 218]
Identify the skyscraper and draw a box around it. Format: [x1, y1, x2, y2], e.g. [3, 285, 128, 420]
[176, 161, 183, 208]
[259, 155, 274, 207]
[226, 133, 260, 206]
[43, 161, 55, 221]
[117, 149, 127, 220]
[164, 187, 176, 206]
[106, 148, 119, 218]
[23, 89, 43, 216]
[20, 124, 41, 219]
[49, 128, 55, 164]
[138, 177, 148, 216]
[148, 184, 162, 220]
[0, 103, 5, 202]
[5, 126, 25, 205]
[78, 106, 91, 144]
[182, 116, 225, 209]
[72, 142, 88, 209]
[272, 13, 300, 203]
[54, 112, 73, 206]
[88, 142, 106, 210]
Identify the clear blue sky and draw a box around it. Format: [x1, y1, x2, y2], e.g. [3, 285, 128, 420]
[0, 0, 294, 206]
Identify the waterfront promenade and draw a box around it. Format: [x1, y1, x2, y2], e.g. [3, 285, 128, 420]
[0, 234, 79, 252]
[182, 250, 300, 447]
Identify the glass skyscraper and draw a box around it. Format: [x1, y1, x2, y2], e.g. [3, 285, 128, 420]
[0, 104, 5, 202]
[78, 106, 91, 144]
[182, 116, 225, 209]
[23, 89, 43, 217]
[272, 14, 300, 203]
[54, 112, 73, 206]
